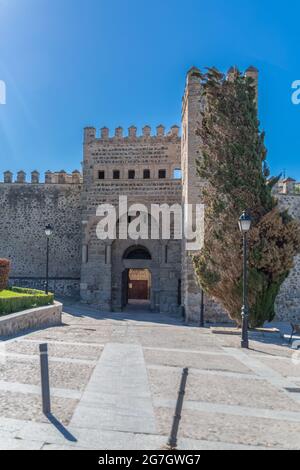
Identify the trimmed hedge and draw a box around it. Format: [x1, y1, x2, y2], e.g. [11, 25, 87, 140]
[0, 287, 54, 316]
[0, 259, 10, 290]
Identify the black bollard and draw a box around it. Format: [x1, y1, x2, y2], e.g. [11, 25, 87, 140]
[39, 343, 51, 415]
[167, 368, 189, 449]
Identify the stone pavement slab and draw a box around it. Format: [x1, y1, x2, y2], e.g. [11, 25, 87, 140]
[135, 327, 222, 351]
[178, 438, 269, 450]
[255, 356, 300, 378]
[148, 367, 300, 411]
[154, 407, 300, 450]
[0, 391, 77, 425]
[0, 379, 81, 400]
[5, 340, 103, 361]
[0, 437, 44, 450]
[0, 357, 94, 391]
[144, 348, 253, 374]
[70, 343, 157, 435]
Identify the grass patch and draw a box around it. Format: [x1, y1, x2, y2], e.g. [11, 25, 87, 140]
[0, 287, 54, 316]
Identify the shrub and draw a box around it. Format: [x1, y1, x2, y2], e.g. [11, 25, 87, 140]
[0, 259, 10, 291]
[0, 287, 54, 316]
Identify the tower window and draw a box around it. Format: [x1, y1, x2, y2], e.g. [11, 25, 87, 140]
[98, 171, 105, 180]
[113, 170, 120, 179]
[143, 169, 150, 179]
[173, 168, 182, 179]
[128, 170, 135, 179]
[159, 169, 166, 179]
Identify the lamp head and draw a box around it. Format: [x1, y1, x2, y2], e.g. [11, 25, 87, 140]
[45, 224, 53, 237]
[238, 211, 252, 233]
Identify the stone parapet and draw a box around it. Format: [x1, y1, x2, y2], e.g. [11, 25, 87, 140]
[0, 301, 62, 337]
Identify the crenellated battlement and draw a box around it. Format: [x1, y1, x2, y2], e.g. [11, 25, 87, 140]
[183, 65, 258, 116]
[83, 125, 180, 143]
[184, 65, 258, 84]
[1, 169, 82, 184]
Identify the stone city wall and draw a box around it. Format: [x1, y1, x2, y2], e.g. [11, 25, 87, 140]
[275, 191, 300, 322]
[0, 176, 82, 297]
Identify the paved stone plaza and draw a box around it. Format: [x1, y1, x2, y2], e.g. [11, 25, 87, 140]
[0, 303, 300, 450]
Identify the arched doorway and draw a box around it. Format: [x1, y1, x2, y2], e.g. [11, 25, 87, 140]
[121, 246, 152, 310]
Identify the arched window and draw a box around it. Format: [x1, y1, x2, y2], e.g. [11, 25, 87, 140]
[123, 246, 152, 260]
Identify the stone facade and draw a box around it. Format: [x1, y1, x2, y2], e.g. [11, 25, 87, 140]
[80, 125, 182, 312]
[181, 67, 205, 321]
[0, 66, 299, 322]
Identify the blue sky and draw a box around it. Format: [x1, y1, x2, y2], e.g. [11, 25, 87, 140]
[0, 0, 299, 179]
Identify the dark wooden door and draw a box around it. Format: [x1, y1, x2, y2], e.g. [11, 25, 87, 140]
[128, 280, 148, 300]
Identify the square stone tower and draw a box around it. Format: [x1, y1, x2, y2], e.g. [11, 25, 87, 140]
[181, 65, 259, 323]
[181, 67, 205, 322]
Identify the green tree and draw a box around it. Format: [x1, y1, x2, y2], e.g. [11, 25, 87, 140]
[193, 67, 300, 327]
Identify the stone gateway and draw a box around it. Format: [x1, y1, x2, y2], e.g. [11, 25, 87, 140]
[0, 67, 299, 322]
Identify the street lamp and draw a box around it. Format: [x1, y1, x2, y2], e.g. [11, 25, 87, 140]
[45, 224, 53, 295]
[238, 211, 252, 349]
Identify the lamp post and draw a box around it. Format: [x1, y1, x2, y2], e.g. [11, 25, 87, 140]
[238, 211, 252, 349]
[45, 224, 53, 295]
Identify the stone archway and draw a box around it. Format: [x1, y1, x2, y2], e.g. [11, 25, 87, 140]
[123, 245, 152, 261]
[112, 241, 157, 312]
[121, 247, 153, 311]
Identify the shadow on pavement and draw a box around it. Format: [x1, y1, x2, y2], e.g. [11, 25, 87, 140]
[46, 413, 77, 443]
